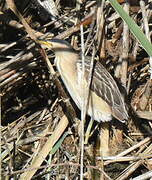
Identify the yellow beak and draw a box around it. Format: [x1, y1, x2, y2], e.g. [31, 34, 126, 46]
[37, 40, 52, 49]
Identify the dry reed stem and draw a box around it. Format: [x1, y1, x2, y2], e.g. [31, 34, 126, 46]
[19, 115, 69, 180]
[6, 0, 42, 40]
[104, 137, 152, 165]
[132, 170, 152, 180]
[116, 160, 142, 180]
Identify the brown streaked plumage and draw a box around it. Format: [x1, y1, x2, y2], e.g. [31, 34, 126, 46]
[38, 39, 128, 122]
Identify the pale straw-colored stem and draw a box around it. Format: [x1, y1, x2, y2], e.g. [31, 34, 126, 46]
[121, 1, 129, 88]
[140, 0, 152, 79]
[80, 24, 85, 180]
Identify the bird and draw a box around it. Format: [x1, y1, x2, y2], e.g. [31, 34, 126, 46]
[38, 38, 128, 123]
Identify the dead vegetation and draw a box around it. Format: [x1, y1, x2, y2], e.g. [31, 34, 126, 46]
[1, 0, 152, 179]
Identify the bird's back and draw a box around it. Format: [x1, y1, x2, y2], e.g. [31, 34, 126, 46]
[77, 59, 128, 122]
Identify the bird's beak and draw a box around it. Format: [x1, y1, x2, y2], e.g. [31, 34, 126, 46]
[37, 40, 52, 49]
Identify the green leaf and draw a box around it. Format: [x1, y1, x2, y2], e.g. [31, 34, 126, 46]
[50, 132, 68, 155]
[108, 0, 152, 57]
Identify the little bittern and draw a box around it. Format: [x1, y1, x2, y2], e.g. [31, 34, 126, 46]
[38, 39, 128, 122]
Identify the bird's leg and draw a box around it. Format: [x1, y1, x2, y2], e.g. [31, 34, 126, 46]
[99, 122, 110, 157]
[84, 118, 94, 144]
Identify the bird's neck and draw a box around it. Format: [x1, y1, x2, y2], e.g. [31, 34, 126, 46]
[55, 50, 78, 81]
[55, 50, 78, 65]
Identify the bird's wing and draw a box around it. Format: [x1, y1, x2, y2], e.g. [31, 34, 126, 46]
[77, 59, 128, 121]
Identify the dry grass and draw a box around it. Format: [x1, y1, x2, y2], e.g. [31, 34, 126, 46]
[1, 0, 152, 179]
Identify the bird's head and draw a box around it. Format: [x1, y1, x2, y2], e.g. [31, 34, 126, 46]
[37, 38, 75, 54]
